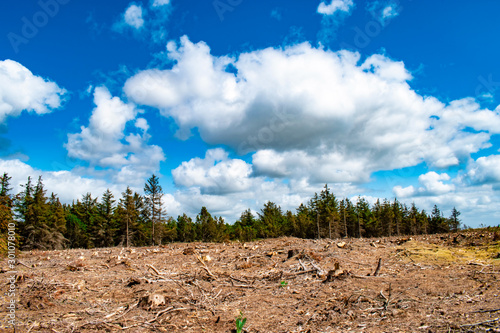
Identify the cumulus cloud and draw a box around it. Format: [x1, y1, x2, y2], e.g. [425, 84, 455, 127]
[317, 0, 354, 15]
[169, 146, 366, 220]
[65, 87, 165, 186]
[466, 155, 500, 185]
[393, 172, 455, 198]
[392, 167, 500, 227]
[168, 172, 341, 222]
[172, 148, 253, 195]
[0, 60, 66, 122]
[124, 4, 145, 29]
[124, 36, 500, 186]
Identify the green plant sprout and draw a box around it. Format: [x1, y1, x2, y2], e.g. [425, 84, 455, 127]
[236, 311, 247, 333]
[279, 280, 288, 288]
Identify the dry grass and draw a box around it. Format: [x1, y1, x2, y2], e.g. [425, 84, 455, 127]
[403, 240, 500, 265]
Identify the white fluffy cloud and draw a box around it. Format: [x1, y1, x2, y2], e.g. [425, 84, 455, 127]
[466, 155, 500, 185]
[124, 4, 144, 29]
[394, 172, 455, 198]
[317, 0, 354, 15]
[124, 36, 500, 186]
[0, 60, 66, 122]
[172, 148, 252, 195]
[169, 147, 365, 220]
[65, 87, 165, 186]
[392, 167, 500, 227]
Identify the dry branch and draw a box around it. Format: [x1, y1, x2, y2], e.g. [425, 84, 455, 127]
[146, 264, 164, 275]
[460, 317, 500, 328]
[196, 254, 217, 280]
[373, 258, 382, 276]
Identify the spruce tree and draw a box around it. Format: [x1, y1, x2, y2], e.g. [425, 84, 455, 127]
[0, 173, 14, 254]
[144, 174, 164, 246]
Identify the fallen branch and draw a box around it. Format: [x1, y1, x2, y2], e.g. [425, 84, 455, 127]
[196, 255, 217, 280]
[287, 269, 319, 276]
[310, 261, 326, 277]
[110, 302, 139, 322]
[471, 308, 500, 313]
[147, 307, 188, 324]
[17, 260, 32, 269]
[460, 317, 499, 328]
[146, 264, 164, 276]
[298, 259, 307, 271]
[228, 275, 252, 284]
[468, 262, 490, 267]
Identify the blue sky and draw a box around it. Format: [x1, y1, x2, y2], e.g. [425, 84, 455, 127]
[1, 0, 500, 226]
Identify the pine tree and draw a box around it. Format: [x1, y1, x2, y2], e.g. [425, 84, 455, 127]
[47, 193, 67, 248]
[176, 214, 196, 242]
[144, 174, 164, 246]
[430, 205, 448, 234]
[449, 207, 461, 232]
[233, 209, 256, 241]
[257, 201, 284, 238]
[0, 173, 13, 233]
[94, 189, 116, 247]
[294, 203, 314, 238]
[116, 187, 138, 247]
[197, 207, 217, 242]
[15, 176, 65, 250]
[0, 173, 14, 254]
[73, 193, 97, 248]
[355, 196, 370, 238]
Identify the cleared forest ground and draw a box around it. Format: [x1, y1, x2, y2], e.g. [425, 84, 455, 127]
[1, 231, 500, 332]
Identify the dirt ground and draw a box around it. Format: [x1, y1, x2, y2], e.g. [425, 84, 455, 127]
[1, 231, 500, 333]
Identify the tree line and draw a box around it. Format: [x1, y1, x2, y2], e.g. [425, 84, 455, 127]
[0, 173, 462, 251]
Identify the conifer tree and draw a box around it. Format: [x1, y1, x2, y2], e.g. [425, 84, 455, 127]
[449, 207, 461, 232]
[144, 174, 164, 246]
[15, 177, 65, 250]
[94, 189, 116, 247]
[116, 187, 138, 247]
[197, 206, 217, 242]
[258, 201, 284, 238]
[0, 173, 14, 253]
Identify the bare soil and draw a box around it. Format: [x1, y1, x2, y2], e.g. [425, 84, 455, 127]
[1, 231, 500, 333]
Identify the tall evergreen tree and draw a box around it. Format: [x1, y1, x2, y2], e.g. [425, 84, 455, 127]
[0, 173, 13, 234]
[233, 209, 256, 241]
[176, 214, 196, 242]
[93, 189, 116, 247]
[144, 174, 164, 246]
[116, 187, 138, 247]
[15, 177, 65, 250]
[257, 201, 284, 238]
[196, 206, 217, 242]
[72, 193, 97, 248]
[449, 207, 461, 232]
[0, 173, 14, 254]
